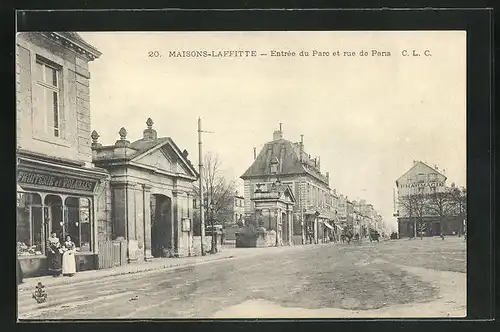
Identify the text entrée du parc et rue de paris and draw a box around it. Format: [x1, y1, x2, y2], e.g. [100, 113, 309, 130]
[149, 48, 432, 58]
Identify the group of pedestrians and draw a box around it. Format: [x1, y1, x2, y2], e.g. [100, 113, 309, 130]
[17, 233, 78, 285]
[47, 233, 78, 278]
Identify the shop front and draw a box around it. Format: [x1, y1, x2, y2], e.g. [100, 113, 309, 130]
[17, 154, 108, 278]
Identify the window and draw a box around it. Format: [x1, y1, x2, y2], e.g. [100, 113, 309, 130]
[33, 57, 62, 138]
[17, 193, 44, 256]
[255, 183, 267, 192]
[65, 197, 92, 252]
[417, 173, 425, 183]
[193, 199, 198, 209]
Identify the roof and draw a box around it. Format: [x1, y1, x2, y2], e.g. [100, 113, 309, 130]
[54, 32, 102, 59]
[240, 138, 329, 186]
[395, 160, 447, 186]
[95, 136, 198, 178]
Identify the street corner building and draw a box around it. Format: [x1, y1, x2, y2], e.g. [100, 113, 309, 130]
[16, 32, 200, 279]
[91, 119, 199, 262]
[16, 32, 108, 277]
[240, 125, 337, 246]
[394, 160, 466, 238]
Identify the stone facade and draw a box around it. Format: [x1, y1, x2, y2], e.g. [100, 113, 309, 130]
[395, 160, 464, 237]
[241, 126, 335, 244]
[16, 32, 100, 165]
[16, 32, 109, 277]
[92, 119, 199, 261]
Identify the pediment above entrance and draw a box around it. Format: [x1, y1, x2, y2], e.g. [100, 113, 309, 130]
[134, 148, 174, 172]
[131, 143, 196, 179]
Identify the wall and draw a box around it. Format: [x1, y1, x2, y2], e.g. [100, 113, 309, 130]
[192, 236, 212, 255]
[16, 33, 94, 164]
[96, 179, 112, 244]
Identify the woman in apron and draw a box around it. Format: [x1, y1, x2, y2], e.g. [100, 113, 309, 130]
[62, 235, 77, 277]
[47, 233, 63, 277]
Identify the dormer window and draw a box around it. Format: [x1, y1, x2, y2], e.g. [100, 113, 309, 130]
[270, 158, 279, 174]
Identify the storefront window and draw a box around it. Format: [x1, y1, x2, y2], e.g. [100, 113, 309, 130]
[17, 193, 44, 256]
[65, 197, 92, 252]
[45, 194, 63, 238]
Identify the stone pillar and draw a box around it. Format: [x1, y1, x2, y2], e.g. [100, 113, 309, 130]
[172, 190, 181, 257]
[142, 184, 153, 261]
[278, 209, 282, 246]
[288, 209, 293, 245]
[126, 182, 141, 263]
[110, 182, 128, 239]
[186, 192, 193, 256]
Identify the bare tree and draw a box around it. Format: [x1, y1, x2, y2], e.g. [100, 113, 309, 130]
[192, 152, 237, 238]
[447, 185, 467, 236]
[427, 188, 451, 238]
[398, 191, 427, 239]
[413, 192, 427, 239]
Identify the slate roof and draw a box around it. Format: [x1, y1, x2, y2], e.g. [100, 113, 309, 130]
[241, 138, 329, 186]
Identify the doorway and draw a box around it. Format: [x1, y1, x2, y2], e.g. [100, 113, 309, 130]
[150, 194, 172, 258]
[282, 212, 288, 245]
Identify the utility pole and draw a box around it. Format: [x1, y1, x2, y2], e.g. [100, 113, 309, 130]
[198, 118, 206, 256]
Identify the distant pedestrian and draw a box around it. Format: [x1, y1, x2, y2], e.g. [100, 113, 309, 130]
[47, 233, 63, 277]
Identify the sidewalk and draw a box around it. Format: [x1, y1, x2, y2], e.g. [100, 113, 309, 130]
[18, 244, 312, 291]
[18, 247, 241, 292]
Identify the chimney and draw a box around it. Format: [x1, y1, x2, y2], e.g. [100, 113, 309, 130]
[326, 172, 329, 180]
[253, 147, 256, 160]
[273, 123, 284, 140]
[300, 135, 304, 162]
[143, 117, 158, 140]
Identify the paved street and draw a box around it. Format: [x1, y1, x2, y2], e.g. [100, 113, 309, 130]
[18, 237, 466, 320]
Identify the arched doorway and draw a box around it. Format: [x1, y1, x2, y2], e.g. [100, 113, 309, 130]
[150, 194, 172, 258]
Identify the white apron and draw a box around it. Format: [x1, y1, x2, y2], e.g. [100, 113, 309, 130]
[62, 250, 76, 275]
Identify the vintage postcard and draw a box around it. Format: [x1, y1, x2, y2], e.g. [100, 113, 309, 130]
[16, 30, 466, 319]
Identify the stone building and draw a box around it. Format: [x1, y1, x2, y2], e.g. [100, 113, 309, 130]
[240, 125, 335, 245]
[91, 118, 199, 260]
[232, 193, 245, 225]
[395, 160, 464, 237]
[16, 32, 109, 277]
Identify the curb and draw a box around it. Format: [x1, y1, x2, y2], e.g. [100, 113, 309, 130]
[18, 254, 236, 292]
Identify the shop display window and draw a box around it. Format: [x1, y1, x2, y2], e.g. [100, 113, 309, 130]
[17, 192, 93, 256]
[16, 193, 44, 256]
[65, 197, 92, 252]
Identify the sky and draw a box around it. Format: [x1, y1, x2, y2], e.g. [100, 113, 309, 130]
[80, 31, 466, 231]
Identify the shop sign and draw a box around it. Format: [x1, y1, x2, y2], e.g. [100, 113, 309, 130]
[398, 182, 445, 189]
[17, 170, 97, 192]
